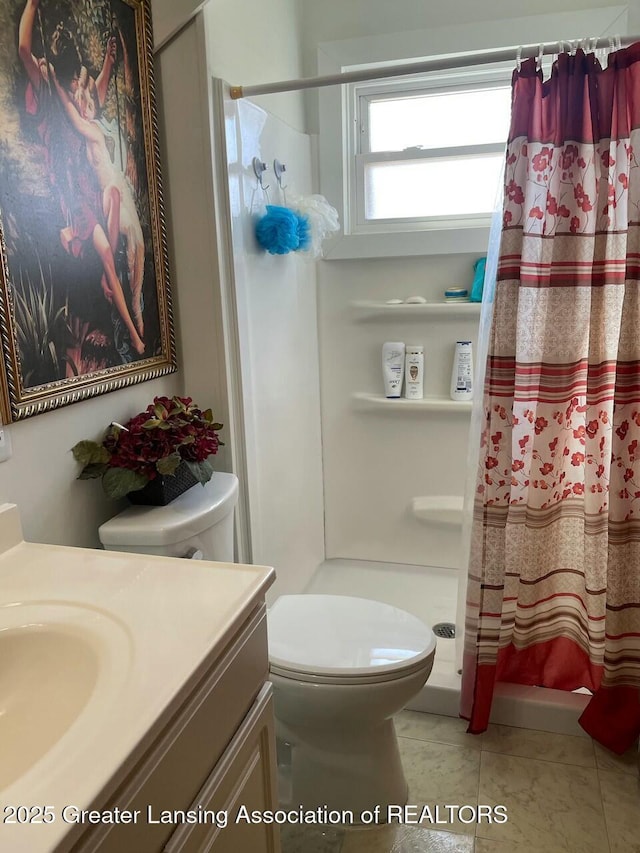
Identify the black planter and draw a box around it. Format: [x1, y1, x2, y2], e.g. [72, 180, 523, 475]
[128, 461, 199, 506]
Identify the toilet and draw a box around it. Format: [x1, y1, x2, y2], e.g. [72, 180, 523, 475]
[98, 472, 239, 561]
[98, 477, 436, 815]
[268, 594, 436, 814]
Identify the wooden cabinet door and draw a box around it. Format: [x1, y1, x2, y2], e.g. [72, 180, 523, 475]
[165, 684, 280, 853]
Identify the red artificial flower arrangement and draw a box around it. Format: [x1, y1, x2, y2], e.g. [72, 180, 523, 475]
[72, 396, 224, 499]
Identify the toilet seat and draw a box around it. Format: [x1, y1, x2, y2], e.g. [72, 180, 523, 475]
[268, 594, 436, 685]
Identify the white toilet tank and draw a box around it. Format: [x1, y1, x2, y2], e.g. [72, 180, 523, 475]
[98, 472, 239, 562]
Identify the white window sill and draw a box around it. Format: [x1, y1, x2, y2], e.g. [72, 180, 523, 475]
[323, 225, 491, 259]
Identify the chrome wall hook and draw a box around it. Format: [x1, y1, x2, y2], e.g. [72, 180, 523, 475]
[253, 157, 270, 190]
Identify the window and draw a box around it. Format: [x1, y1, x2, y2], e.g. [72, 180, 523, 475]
[317, 7, 622, 258]
[348, 69, 512, 233]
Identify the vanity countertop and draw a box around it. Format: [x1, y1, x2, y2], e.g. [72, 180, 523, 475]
[0, 504, 275, 853]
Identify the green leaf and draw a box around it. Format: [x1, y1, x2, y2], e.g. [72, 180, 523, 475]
[71, 440, 110, 466]
[78, 463, 109, 480]
[185, 459, 214, 485]
[142, 418, 163, 429]
[156, 453, 182, 476]
[202, 408, 213, 423]
[212, 422, 223, 431]
[154, 402, 168, 420]
[102, 467, 149, 499]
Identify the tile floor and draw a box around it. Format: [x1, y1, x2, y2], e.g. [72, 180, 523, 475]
[280, 710, 639, 853]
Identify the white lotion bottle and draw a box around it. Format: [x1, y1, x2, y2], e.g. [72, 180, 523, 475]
[450, 341, 473, 401]
[404, 345, 424, 399]
[382, 342, 405, 397]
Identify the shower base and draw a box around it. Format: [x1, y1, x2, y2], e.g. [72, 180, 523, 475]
[305, 558, 590, 737]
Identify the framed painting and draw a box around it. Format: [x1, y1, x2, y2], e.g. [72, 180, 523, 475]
[0, 0, 176, 422]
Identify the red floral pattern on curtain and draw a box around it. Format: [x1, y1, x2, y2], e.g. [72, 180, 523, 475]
[461, 45, 640, 753]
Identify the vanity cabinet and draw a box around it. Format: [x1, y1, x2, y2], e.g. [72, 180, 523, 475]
[165, 685, 277, 853]
[68, 603, 280, 853]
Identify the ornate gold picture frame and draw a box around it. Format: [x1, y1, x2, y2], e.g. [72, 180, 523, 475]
[0, 0, 175, 422]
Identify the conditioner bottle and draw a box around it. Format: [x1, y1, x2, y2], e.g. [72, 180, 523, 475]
[450, 341, 473, 401]
[404, 345, 424, 399]
[382, 342, 405, 397]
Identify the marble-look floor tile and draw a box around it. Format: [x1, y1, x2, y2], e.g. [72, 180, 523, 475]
[594, 740, 639, 775]
[280, 823, 345, 853]
[477, 751, 609, 853]
[398, 737, 480, 836]
[599, 769, 640, 853]
[395, 712, 482, 750]
[481, 723, 595, 767]
[340, 824, 474, 852]
[474, 839, 565, 853]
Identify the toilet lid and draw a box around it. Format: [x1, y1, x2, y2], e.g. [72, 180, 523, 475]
[268, 594, 436, 681]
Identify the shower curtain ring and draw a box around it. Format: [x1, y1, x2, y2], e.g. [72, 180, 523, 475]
[536, 43, 545, 70]
[516, 46, 523, 70]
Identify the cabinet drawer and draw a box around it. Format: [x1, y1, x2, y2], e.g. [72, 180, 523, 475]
[73, 605, 268, 853]
[165, 684, 280, 853]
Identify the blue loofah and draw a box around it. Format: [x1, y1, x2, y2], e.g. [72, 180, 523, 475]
[255, 205, 301, 254]
[296, 213, 311, 251]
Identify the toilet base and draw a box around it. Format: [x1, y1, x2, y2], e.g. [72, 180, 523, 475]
[275, 717, 409, 818]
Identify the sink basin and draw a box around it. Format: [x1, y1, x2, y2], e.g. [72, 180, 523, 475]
[0, 626, 99, 789]
[0, 603, 132, 793]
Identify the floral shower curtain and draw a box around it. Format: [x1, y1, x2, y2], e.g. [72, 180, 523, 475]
[461, 43, 640, 753]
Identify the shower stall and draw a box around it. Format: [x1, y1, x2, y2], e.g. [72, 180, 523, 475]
[211, 63, 593, 738]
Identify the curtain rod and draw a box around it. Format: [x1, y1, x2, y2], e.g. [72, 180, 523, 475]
[229, 36, 638, 99]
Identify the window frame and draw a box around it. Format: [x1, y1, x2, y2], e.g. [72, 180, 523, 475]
[346, 68, 512, 236]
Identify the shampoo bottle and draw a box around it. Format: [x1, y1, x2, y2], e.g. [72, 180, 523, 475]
[404, 345, 424, 399]
[382, 342, 405, 398]
[450, 341, 473, 401]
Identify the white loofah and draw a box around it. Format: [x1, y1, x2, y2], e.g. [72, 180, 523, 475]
[288, 193, 340, 258]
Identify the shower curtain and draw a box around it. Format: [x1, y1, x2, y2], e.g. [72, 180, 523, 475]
[461, 43, 640, 754]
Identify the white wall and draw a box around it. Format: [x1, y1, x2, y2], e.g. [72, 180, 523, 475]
[155, 17, 232, 475]
[150, 0, 206, 50]
[222, 96, 325, 599]
[319, 258, 479, 568]
[301, 0, 630, 59]
[203, 0, 305, 133]
[0, 380, 179, 547]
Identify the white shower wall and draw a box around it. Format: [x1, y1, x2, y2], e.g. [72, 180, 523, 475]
[223, 96, 325, 602]
[317, 255, 480, 569]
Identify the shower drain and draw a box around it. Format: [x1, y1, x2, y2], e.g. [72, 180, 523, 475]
[433, 622, 456, 639]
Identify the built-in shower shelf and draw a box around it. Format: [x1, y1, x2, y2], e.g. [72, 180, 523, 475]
[352, 393, 473, 412]
[350, 300, 482, 321]
[412, 496, 464, 526]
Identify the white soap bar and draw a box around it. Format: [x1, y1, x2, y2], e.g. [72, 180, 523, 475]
[385, 299, 404, 304]
[405, 296, 427, 304]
